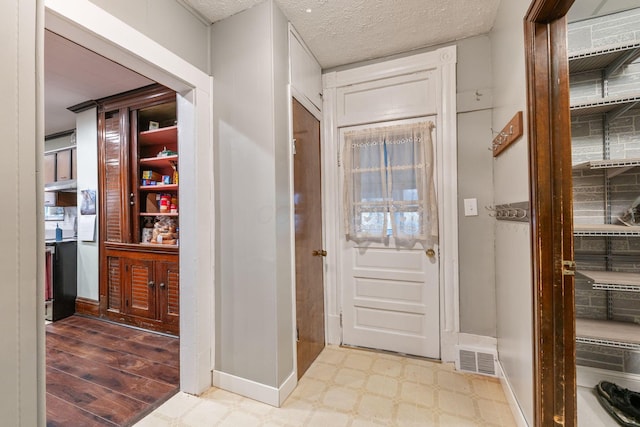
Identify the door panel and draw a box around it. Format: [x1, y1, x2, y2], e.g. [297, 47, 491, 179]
[342, 245, 440, 358]
[158, 261, 180, 329]
[293, 98, 325, 379]
[124, 258, 155, 319]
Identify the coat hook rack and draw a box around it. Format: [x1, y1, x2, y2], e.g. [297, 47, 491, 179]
[485, 201, 530, 222]
[491, 111, 523, 157]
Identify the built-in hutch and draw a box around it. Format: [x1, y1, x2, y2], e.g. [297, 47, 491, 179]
[569, 12, 640, 374]
[97, 84, 179, 335]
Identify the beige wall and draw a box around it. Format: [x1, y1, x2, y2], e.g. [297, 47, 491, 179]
[490, 0, 533, 425]
[0, 0, 43, 425]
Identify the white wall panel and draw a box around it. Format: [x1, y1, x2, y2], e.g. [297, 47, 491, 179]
[490, 0, 533, 425]
[76, 107, 99, 300]
[337, 71, 436, 126]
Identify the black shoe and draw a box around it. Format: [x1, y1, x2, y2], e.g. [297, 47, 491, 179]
[596, 381, 640, 427]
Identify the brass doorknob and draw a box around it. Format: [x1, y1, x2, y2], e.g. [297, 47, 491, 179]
[312, 249, 327, 257]
[425, 249, 436, 258]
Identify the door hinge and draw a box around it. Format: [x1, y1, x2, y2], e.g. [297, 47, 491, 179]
[562, 260, 576, 276]
[340, 312, 343, 327]
[292, 138, 297, 155]
[296, 327, 300, 342]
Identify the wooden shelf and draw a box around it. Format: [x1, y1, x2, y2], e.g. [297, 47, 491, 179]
[139, 212, 178, 217]
[139, 184, 178, 191]
[139, 125, 177, 146]
[578, 270, 640, 292]
[576, 318, 640, 349]
[139, 155, 178, 168]
[574, 224, 640, 236]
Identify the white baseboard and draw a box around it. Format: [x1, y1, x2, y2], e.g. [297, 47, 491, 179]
[212, 370, 297, 407]
[440, 330, 458, 362]
[497, 361, 529, 427]
[577, 365, 640, 390]
[278, 371, 297, 406]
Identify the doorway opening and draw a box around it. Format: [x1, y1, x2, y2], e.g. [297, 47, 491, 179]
[42, 0, 214, 415]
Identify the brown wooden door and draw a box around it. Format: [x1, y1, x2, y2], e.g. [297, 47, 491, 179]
[293, 98, 325, 379]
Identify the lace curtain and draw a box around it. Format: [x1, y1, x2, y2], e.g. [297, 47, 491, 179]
[342, 121, 437, 248]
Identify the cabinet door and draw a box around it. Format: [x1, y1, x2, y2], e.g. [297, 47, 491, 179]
[157, 260, 179, 330]
[56, 149, 72, 181]
[44, 153, 56, 184]
[106, 255, 124, 314]
[123, 257, 156, 320]
[71, 147, 77, 179]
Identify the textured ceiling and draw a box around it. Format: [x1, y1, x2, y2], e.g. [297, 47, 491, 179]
[183, 0, 501, 69]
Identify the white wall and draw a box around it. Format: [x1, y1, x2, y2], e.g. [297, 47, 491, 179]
[87, 0, 210, 73]
[0, 0, 42, 425]
[76, 107, 99, 300]
[490, 0, 533, 425]
[211, 0, 294, 396]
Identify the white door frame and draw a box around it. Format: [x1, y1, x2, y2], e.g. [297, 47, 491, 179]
[44, 0, 214, 394]
[322, 46, 460, 361]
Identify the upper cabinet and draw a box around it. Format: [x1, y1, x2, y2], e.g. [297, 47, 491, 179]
[43, 147, 77, 190]
[290, 26, 322, 112]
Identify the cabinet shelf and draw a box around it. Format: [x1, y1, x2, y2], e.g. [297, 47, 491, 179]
[574, 224, 640, 236]
[576, 318, 640, 350]
[578, 270, 640, 292]
[139, 184, 178, 191]
[139, 155, 178, 168]
[569, 43, 640, 74]
[139, 125, 177, 146]
[139, 212, 178, 217]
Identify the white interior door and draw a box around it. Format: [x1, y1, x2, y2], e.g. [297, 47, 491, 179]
[339, 119, 440, 359]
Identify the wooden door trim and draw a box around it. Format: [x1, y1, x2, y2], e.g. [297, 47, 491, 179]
[524, 1, 576, 426]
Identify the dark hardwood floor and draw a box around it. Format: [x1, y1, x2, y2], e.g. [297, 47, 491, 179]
[46, 315, 179, 427]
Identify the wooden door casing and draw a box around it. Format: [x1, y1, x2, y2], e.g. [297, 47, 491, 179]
[524, 1, 576, 425]
[293, 98, 325, 379]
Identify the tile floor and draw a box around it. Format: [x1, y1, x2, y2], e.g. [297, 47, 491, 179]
[136, 345, 516, 426]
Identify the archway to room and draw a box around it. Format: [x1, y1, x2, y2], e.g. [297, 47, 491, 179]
[44, 28, 183, 424]
[42, 1, 214, 423]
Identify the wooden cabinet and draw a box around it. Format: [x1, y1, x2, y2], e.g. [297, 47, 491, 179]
[44, 153, 56, 184]
[98, 84, 179, 335]
[105, 248, 179, 334]
[44, 148, 76, 184]
[56, 149, 72, 181]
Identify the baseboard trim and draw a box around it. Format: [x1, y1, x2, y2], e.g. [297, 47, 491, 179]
[75, 297, 99, 317]
[278, 371, 297, 406]
[212, 370, 296, 407]
[497, 361, 529, 427]
[577, 365, 640, 390]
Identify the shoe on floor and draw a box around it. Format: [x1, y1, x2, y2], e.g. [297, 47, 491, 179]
[596, 381, 640, 427]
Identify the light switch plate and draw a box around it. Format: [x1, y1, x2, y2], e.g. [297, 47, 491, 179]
[464, 198, 478, 216]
